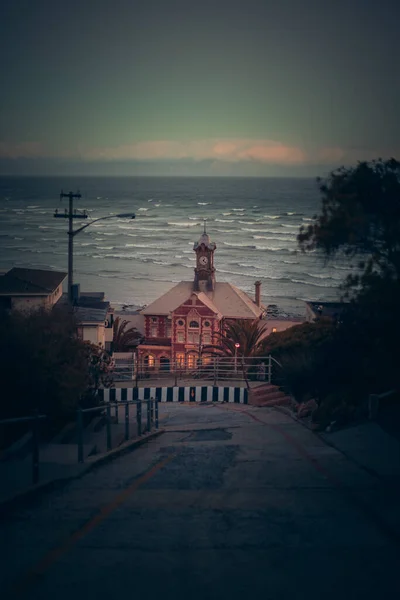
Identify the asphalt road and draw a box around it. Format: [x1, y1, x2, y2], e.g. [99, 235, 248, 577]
[1, 403, 400, 600]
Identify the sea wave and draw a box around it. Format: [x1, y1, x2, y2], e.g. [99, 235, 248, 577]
[168, 221, 200, 227]
[198, 202, 210, 205]
[263, 215, 280, 219]
[215, 219, 234, 223]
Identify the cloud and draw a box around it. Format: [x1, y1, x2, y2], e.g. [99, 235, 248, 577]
[0, 138, 396, 169]
[0, 141, 45, 159]
[83, 138, 309, 165]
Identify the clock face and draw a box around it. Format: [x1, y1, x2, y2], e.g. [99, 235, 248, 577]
[199, 255, 208, 266]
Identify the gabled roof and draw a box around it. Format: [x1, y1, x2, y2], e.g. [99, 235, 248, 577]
[0, 268, 66, 296]
[141, 281, 263, 320]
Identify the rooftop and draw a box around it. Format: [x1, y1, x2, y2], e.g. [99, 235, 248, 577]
[0, 268, 66, 296]
[141, 281, 263, 320]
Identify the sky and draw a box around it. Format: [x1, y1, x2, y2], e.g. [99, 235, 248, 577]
[0, 0, 399, 176]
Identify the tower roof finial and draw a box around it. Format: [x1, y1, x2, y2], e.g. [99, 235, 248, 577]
[203, 218, 207, 234]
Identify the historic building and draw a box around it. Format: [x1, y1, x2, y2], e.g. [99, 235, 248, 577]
[138, 228, 265, 372]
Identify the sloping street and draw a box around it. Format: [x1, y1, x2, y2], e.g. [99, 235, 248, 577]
[1, 403, 400, 600]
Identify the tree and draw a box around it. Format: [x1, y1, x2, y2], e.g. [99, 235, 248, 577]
[0, 305, 113, 421]
[112, 317, 142, 352]
[298, 158, 400, 295]
[205, 318, 268, 358]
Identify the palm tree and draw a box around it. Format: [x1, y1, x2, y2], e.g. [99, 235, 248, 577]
[206, 319, 268, 358]
[203, 319, 268, 387]
[112, 317, 142, 352]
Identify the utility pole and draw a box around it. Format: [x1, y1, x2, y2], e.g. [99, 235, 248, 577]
[54, 190, 86, 303]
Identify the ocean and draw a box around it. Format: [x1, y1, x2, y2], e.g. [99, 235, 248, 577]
[0, 176, 350, 317]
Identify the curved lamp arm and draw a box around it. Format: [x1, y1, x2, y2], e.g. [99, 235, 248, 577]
[71, 213, 135, 237]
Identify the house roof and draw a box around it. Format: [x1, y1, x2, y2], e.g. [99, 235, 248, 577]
[141, 281, 263, 320]
[0, 267, 66, 296]
[306, 301, 348, 319]
[74, 305, 109, 324]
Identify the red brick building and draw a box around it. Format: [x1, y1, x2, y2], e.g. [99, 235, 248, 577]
[138, 229, 264, 372]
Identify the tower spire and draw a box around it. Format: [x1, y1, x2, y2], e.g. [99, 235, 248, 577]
[203, 219, 207, 234]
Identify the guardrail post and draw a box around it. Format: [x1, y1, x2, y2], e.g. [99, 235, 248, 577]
[32, 410, 40, 484]
[147, 399, 152, 432]
[125, 403, 129, 441]
[155, 398, 159, 429]
[137, 400, 142, 436]
[77, 406, 84, 463]
[106, 404, 112, 451]
[268, 354, 272, 384]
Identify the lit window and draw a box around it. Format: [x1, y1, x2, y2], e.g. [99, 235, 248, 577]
[176, 353, 185, 368]
[144, 355, 155, 368]
[272, 327, 277, 333]
[187, 353, 197, 369]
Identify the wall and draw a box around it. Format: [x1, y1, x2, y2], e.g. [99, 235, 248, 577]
[81, 324, 105, 347]
[99, 385, 248, 404]
[11, 296, 47, 311]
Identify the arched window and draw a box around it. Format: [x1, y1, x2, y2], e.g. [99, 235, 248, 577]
[189, 320, 199, 328]
[188, 320, 200, 344]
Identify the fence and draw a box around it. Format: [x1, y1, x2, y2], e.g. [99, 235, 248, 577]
[0, 412, 46, 484]
[99, 385, 248, 404]
[114, 354, 283, 385]
[77, 398, 158, 463]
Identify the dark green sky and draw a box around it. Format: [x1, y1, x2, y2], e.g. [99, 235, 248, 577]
[1, 0, 399, 175]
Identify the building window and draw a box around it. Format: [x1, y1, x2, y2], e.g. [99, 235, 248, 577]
[176, 353, 185, 368]
[189, 320, 199, 328]
[202, 333, 211, 344]
[204, 320, 211, 327]
[177, 331, 185, 343]
[150, 325, 158, 337]
[187, 331, 199, 344]
[152, 317, 157, 323]
[187, 353, 197, 369]
[144, 355, 155, 368]
[177, 319, 184, 326]
[166, 322, 172, 337]
[272, 327, 277, 333]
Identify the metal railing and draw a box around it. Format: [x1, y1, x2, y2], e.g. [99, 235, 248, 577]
[118, 354, 281, 385]
[0, 412, 46, 484]
[76, 398, 158, 463]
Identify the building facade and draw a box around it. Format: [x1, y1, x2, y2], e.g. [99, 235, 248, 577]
[138, 229, 265, 373]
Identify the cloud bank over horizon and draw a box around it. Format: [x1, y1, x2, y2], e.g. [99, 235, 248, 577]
[0, 138, 394, 177]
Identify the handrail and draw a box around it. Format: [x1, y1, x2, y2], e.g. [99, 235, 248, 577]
[77, 398, 157, 463]
[0, 414, 46, 425]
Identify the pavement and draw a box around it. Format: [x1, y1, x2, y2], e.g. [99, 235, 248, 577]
[1, 402, 400, 599]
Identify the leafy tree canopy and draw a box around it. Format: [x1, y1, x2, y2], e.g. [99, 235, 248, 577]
[0, 306, 113, 420]
[204, 318, 268, 358]
[298, 158, 400, 293]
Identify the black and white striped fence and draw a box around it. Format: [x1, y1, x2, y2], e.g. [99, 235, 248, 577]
[98, 386, 248, 404]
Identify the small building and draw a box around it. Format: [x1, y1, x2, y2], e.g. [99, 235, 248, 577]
[56, 284, 113, 350]
[137, 228, 265, 373]
[0, 267, 66, 311]
[305, 301, 348, 323]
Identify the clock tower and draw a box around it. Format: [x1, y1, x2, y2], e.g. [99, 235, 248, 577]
[193, 223, 216, 292]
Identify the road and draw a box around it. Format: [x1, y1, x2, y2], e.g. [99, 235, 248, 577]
[1, 403, 400, 599]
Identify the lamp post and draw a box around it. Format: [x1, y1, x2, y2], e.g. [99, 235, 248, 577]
[55, 203, 135, 303]
[234, 343, 240, 375]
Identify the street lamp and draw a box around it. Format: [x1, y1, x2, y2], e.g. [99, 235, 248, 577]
[55, 203, 135, 303]
[234, 343, 240, 374]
